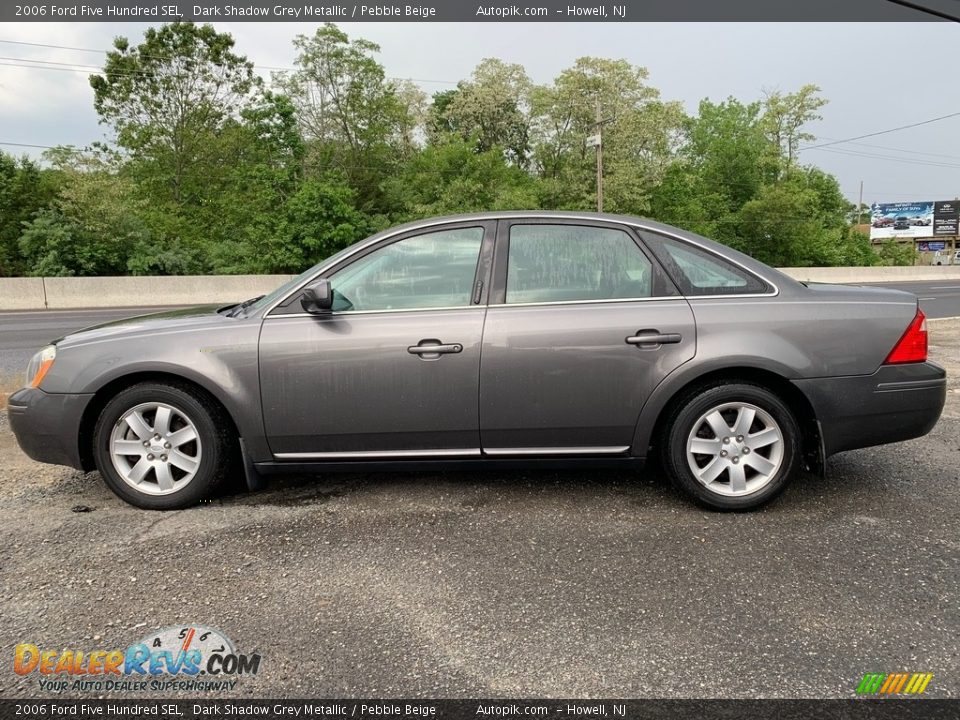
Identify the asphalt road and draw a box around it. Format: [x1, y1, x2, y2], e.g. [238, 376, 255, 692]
[857, 280, 960, 321]
[0, 280, 958, 382]
[0, 306, 176, 382]
[1, 320, 958, 699]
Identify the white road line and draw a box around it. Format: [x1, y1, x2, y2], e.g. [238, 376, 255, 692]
[929, 286, 960, 290]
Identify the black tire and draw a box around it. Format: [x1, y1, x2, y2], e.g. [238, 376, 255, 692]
[660, 381, 800, 511]
[93, 382, 234, 510]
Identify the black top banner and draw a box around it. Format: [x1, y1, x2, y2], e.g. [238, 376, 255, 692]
[1, 699, 959, 720]
[2, 0, 960, 22]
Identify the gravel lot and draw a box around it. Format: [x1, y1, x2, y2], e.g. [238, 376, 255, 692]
[1, 319, 958, 700]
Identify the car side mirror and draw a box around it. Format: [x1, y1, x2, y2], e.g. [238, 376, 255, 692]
[301, 279, 333, 314]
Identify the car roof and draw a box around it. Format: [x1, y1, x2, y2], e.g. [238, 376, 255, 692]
[373, 211, 718, 246]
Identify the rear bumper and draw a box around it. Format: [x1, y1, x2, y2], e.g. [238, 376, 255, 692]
[6, 387, 92, 470]
[794, 362, 946, 456]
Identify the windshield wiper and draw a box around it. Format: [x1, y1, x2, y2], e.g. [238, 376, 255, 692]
[229, 295, 265, 317]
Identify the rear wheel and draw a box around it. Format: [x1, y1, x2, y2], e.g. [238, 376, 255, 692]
[661, 382, 800, 511]
[94, 382, 233, 509]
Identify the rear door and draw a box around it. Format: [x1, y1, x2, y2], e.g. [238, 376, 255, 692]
[479, 219, 696, 454]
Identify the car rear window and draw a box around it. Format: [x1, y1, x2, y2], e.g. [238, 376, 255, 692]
[646, 235, 769, 296]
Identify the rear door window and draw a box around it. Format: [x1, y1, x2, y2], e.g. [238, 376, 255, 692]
[506, 224, 654, 304]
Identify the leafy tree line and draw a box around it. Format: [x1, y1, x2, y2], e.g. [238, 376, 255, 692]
[0, 22, 907, 278]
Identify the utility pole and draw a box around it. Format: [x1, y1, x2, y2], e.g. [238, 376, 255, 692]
[595, 100, 604, 213]
[586, 99, 611, 213]
[858, 180, 864, 225]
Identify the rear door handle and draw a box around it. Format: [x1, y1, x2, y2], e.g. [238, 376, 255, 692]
[408, 340, 463, 357]
[626, 331, 682, 347]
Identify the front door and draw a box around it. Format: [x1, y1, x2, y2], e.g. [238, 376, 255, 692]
[479, 220, 696, 454]
[259, 222, 493, 457]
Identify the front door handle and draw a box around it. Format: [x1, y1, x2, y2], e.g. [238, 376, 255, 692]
[407, 340, 463, 358]
[626, 330, 682, 347]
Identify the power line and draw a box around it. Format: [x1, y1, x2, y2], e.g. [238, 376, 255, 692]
[0, 55, 102, 70]
[817, 136, 960, 162]
[0, 39, 106, 55]
[0, 37, 460, 85]
[0, 37, 303, 73]
[0, 141, 56, 149]
[813, 147, 960, 170]
[0, 58, 249, 81]
[800, 110, 960, 151]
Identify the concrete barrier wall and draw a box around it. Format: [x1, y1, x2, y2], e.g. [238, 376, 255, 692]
[2, 267, 960, 311]
[0, 277, 48, 310]
[778, 266, 960, 283]
[1, 275, 293, 310]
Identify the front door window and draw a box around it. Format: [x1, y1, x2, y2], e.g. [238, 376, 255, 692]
[329, 227, 484, 312]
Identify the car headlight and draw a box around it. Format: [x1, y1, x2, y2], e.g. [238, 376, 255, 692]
[25, 345, 56, 389]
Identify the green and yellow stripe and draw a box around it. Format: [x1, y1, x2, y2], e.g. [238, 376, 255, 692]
[856, 672, 933, 695]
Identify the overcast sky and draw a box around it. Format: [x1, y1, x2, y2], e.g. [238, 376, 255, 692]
[2, 21, 958, 206]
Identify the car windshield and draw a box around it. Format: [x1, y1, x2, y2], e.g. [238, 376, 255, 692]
[239, 244, 363, 315]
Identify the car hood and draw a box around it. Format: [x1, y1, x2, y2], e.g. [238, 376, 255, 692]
[55, 305, 233, 347]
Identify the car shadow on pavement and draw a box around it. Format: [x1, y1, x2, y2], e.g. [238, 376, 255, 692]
[219, 464, 830, 516]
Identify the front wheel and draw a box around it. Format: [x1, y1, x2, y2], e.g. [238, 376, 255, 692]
[93, 382, 233, 510]
[661, 382, 800, 511]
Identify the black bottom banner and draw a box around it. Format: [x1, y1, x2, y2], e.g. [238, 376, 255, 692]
[2, 699, 959, 720]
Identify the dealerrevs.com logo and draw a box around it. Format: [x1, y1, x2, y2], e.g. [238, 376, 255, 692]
[14, 625, 262, 693]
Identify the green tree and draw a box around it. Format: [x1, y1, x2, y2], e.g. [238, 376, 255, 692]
[650, 98, 771, 247]
[0, 153, 60, 276]
[427, 89, 461, 140]
[876, 238, 915, 266]
[17, 147, 161, 276]
[439, 58, 532, 167]
[530, 57, 682, 213]
[736, 168, 867, 267]
[650, 88, 872, 267]
[249, 177, 371, 273]
[200, 91, 309, 273]
[761, 84, 827, 171]
[280, 24, 418, 208]
[382, 138, 538, 220]
[685, 98, 774, 209]
[88, 24, 320, 274]
[90, 22, 258, 207]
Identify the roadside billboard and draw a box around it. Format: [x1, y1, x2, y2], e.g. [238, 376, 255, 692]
[869, 202, 934, 239]
[933, 201, 959, 237]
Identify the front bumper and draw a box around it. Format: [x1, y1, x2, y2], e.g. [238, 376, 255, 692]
[794, 361, 947, 457]
[6, 387, 93, 470]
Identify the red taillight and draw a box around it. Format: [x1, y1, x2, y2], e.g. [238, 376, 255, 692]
[885, 308, 928, 364]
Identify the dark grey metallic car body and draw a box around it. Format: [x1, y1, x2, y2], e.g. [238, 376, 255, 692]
[7, 212, 947, 502]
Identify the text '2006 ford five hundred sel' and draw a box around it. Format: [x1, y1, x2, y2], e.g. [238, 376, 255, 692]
[7, 212, 947, 511]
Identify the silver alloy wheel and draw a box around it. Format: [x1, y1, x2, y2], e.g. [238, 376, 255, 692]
[109, 402, 202, 496]
[685, 401, 784, 497]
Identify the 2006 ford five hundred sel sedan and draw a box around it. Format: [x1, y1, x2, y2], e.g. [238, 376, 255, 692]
[7, 212, 947, 511]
